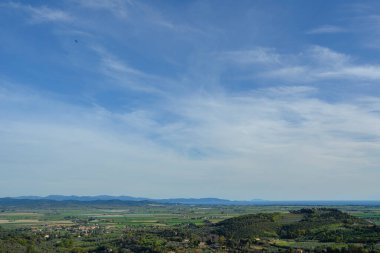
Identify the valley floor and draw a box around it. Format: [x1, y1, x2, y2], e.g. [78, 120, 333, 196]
[1, 203, 380, 252]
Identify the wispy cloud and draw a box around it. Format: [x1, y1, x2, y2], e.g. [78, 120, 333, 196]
[352, 15, 380, 49]
[307, 46, 350, 65]
[1, 82, 380, 199]
[75, 0, 129, 19]
[307, 25, 347, 34]
[2, 0, 380, 199]
[267, 46, 380, 82]
[5, 3, 73, 23]
[75, 0, 203, 35]
[218, 48, 280, 65]
[222, 45, 380, 83]
[91, 46, 166, 94]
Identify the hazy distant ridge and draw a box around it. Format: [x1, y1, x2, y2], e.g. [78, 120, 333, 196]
[5, 195, 380, 206]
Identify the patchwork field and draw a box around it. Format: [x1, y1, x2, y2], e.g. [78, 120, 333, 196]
[1, 202, 380, 252]
[1, 204, 380, 227]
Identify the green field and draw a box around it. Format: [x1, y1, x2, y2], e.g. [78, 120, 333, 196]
[1, 204, 380, 252]
[1, 204, 380, 229]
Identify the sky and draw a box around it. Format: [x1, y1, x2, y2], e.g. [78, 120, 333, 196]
[1, 0, 380, 200]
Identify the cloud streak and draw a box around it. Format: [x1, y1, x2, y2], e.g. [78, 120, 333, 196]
[4, 3, 73, 23]
[218, 48, 281, 65]
[75, 0, 129, 19]
[220, 45, 380, 83]
[307, 25, 347, 34]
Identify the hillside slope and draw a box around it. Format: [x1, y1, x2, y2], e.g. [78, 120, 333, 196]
[215, 208, 380, 243]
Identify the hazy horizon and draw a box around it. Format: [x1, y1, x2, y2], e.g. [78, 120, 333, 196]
[1, 0, 380, 200]
[3, 194, 380, 202]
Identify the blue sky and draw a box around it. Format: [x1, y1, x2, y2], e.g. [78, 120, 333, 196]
[1, 0, 380, 200]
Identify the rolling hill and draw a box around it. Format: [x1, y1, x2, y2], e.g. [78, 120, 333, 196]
[215, 208, 380, 243]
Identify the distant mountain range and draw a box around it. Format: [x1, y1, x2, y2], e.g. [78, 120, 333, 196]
[9, 195, 257, 205]
[3, 195, 380, 206]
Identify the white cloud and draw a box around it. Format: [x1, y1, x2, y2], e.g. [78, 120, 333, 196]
[5, 3, 73, 23]
[257, 46, 380, 82]
[218, 45, 380, 83]
[307, 46, 350, 66]
[1, 1, 380, 200]
[91, 46, 166, 94]
[307, 25, 347, 34]
[255, 86, 317, 97]
[218, 48, 281, 65]
[316, 65, 380, 80]
[2, 83, 379, 199]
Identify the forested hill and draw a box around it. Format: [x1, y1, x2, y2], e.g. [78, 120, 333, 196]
[215, 208, 380, 243]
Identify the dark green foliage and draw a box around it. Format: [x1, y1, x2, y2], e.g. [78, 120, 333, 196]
[215, 208, 380, 244]
[215, 212, 282, 239]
